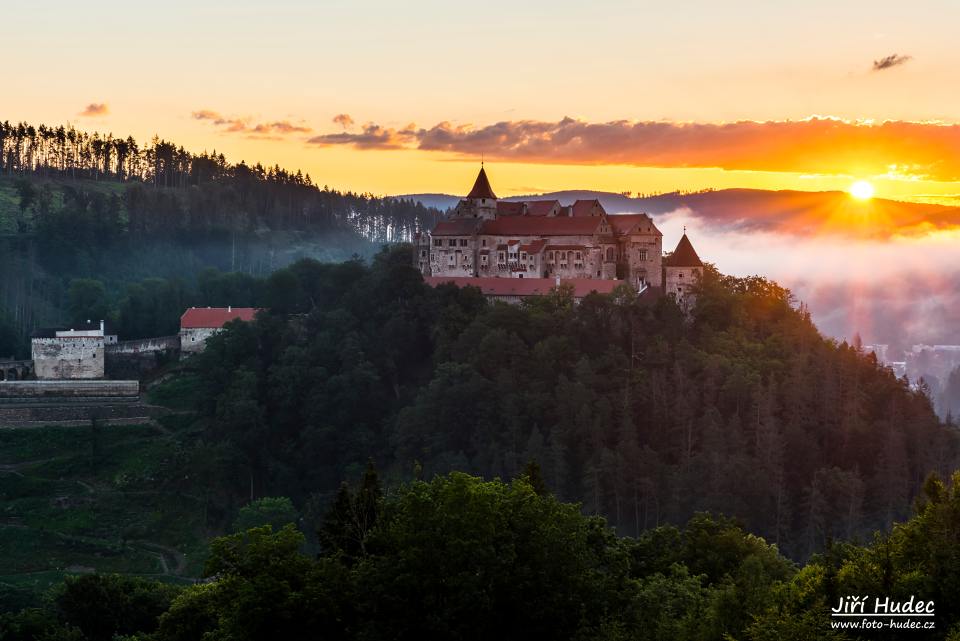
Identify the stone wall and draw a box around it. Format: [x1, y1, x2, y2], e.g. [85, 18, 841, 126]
[0, 380, 139, 398]
[0, 402, 160, 427]
[179, 328, 219, 355]
[664, 266, 702, 312]
[105, 336, 181, 379]
[106, 335, 180, 355]
[31, 337, 105, 379]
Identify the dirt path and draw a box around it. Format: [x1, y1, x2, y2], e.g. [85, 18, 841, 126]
[134, 540, 188, 576]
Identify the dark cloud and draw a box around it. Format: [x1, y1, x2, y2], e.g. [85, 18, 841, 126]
[79, 103, 109, 117]
[333, 113, 354, 129]
[872, 53, 912, 71]
[192, 110, 311, 136]
[308, 116, 960, 182]
[308, 122, 418, 149]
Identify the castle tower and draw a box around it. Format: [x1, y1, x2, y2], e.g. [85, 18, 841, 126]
[663, 232, 703, 311]
[453, 166, 498, 219]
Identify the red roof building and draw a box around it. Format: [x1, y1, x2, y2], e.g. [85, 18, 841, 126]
[180, 307, 259, 329]
[418, 165, 692, 301]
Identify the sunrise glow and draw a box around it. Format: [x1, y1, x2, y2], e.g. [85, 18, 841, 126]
[850, 180, 875, 200]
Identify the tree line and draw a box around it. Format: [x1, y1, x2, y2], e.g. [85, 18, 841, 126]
[6, 467, 960, 640]
[0, 124, 444, 351]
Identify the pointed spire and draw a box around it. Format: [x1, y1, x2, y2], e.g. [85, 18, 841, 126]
[668, 232, 703, 267]
[467, 166, 497, 200]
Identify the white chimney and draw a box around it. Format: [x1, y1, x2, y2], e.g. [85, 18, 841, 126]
[555, 274, 561, 287]
[228, 305, 232, 312]
[100, 320, 105, 334]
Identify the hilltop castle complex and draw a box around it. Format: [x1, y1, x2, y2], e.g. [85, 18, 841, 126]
[415, 167, 704, 307]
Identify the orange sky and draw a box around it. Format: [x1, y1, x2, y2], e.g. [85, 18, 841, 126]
[4, 1, 960, 203]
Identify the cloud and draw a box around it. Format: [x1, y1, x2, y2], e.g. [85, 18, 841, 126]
[649, 189, 960, 240]
[872, 53, 912, 71]
[308, 116, 960, 182]
[333, 113, 354, 129]
[192, 109, 311, 137]
[79, 103, 109, 117]
[308, 122, 418, 149]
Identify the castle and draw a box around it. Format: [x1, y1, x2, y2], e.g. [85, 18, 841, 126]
[415, 167, 704, 308]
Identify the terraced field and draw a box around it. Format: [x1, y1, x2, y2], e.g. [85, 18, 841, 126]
[0, 419, 205, 608]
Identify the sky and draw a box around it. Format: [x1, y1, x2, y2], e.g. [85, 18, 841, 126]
[5, 0, 960, 199]
[4, 0, 959, 347]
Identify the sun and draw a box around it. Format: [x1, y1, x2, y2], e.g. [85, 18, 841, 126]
[849, 180, 875, 200]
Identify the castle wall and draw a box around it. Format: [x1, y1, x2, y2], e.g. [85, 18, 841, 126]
[623, 234, 663, 288]
[430, 236, 477, 277]
[0, 379, 139, 398]
[664, 266, 702, 312]
[31, 337, 105, 380]
[106, 335, 180, 355]
[180, 328, 220, 355]
[105, 336, 181, 379]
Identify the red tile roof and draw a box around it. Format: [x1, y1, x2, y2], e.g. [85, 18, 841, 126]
[496, 201, 525, 216]
[431, 219, 482, 236]
[524, 200, 561, 216]
[519, 239, 547, 254]
[664, 233, 703, 267]
[467, 167, 497, 200]
[571, 199, 606, 217]
[608, 213, 659, 235]
[181, 307, 258, 329]
[425, 277, 623, 298]
[480, 216, 604, 236]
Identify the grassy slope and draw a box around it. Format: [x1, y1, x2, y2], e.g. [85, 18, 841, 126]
[0, 174, 126, 234]
[0, 417, 206, 608]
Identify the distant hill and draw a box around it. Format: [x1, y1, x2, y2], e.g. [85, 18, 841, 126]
[397, 188, 960, 237]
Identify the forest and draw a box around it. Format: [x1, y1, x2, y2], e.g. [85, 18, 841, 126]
[0, 119, 443, 355]
[102, 245, 954, 563]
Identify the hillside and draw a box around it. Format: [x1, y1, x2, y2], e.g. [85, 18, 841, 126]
[0, 120, 444, 353]
[0, 418, 204, 610]
[135, 247, 956, 561]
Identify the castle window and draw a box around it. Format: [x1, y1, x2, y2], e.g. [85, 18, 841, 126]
[498, 252, 505, 261]
[576, 251, 582, 260]
[448, 239, 456, 247]
[482, 239, 487, 247]
[433, 239, 442, 246]
[679, 273, 684, 278]
[638, 249, 647, 261]
[548, 251, 554, 261]
[460, 239, 468, 247]
[481, 255, 488, 263]
[606, 247, 614, 261]
[421, 250, 426, 257]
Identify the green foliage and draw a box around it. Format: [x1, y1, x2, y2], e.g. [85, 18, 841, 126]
[152, 249, 956, 564]
[66, 279, 109, 326]
[53, 574, 181, 641]
[232, 497, 299, 533]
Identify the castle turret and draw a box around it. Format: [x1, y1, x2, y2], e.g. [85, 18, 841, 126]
[453, 166, 498, 219]
[663, 232, 703, 311]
